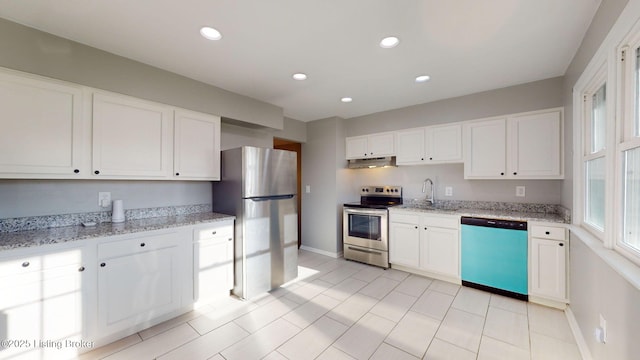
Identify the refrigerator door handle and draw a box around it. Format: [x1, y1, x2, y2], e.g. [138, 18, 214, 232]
[248, 194, 295, 202]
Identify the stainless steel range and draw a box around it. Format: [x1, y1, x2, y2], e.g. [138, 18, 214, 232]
[343, 186, 402, 268]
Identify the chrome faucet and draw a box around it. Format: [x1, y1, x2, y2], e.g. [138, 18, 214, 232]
[422, 178, 435, 205]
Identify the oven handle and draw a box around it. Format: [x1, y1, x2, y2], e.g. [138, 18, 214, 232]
[343, 208, 388, 216]
[347, 246, 383, 255]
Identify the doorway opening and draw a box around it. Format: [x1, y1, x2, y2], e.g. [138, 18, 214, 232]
[274, 138, 302, 248]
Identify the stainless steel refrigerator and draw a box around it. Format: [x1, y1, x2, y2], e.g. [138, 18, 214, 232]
[212, 146, 298, 300]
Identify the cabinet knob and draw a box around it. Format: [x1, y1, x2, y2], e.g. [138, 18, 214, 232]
[559, 243, 564, 247]
[212, 231, 217, 235]
[364, 153, 367, 156]
[228, 238, 233, 241]
[175, 172, 180, 176]
[94, 170, 100, 175]
[500, 172, 505, 176]
[370, 152, 373, 155]
[140, 242, 146, 247]
[429, 157, 433, 160]
[78, 266, 85, 272]
[421, 158, 424, 161]
[73, 169, 80, 174]
[21, 261, 29, 268]
[513, 172, 517, 175]
[424, 227, 428, 230]
[100, 262, 106, 267]
[545, 231, 550, 235]
[414, 226, 418, 229]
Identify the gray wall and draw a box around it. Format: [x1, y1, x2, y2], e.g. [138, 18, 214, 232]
[345, 77, 564, 136]
[561, 0, 630, 209]
[0, 180, 211, 218]
[0, 17, 310, 220]
[345, 77, 565, 204]
[301, 117, 355, 254]
[561, 1, 637, 359]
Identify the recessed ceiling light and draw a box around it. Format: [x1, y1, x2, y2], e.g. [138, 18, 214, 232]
[415, 75, 431, 83]
[341, 97, 353, 103]
[379, 36, 399, 48]
[292, 73, 307, 81]
[200, 26, 222, 41]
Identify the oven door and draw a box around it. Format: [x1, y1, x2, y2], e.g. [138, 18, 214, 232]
[343, 207, 388, 251]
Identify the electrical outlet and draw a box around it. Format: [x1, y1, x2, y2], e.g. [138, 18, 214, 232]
[98, 192, 111, 208]
[516, 186, 526, 197]
[445, 186, 453, 197]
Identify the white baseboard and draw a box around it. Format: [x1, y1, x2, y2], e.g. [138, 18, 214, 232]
[565, 306, 592, 360]
[300, 245, 342, 258]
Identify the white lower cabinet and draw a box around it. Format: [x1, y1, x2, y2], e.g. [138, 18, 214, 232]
[193, 221, 234, 304]
[96, 229, 188, 338]
[529, 224, 568, 304]
[390, 211, 460, 282]
[389, 215, 420, 267]
[0, 244, 88, 360]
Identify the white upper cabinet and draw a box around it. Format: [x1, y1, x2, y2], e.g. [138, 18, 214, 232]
[397, 124, 462, 165]
[464, 118, 508, 178]
[0, 69, 86, 178]
[345, 132, 395, 159]
[464, 108, 563, 179]
[174, 109, 221, 180]
[509, 110, 562, 178]
[92, 92, 173, 178]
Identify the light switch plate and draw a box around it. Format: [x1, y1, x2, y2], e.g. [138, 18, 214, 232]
[305, 185, 311, 193]
[516, 186, 526, 197]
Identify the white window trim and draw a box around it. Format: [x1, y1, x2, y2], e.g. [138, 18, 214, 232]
[574, 0, 640, 264]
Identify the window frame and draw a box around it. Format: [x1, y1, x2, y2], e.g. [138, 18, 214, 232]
[579, 65, 609, 241]
[614, 29, 640, 261]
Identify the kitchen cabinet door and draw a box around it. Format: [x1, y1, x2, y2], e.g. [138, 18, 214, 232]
[345, 133, 395, 159]
[428, 124, 462, 163]
[92, 92, 173, 178]
[396, 128, 426, 165]
[530, 236, 567, 302]
[0, 69, 86, 178]
[0, 246, 87, 359]
[419, 225, 459, 277]
[193, 222, 234, 304]
[97, 231, 183, 336]
[464, 118, 507, 178]
[174, 109, 221, 180]
[509, 110, 562, 178]
[345, 136, 369, 159]
[389, 221, 420, 267]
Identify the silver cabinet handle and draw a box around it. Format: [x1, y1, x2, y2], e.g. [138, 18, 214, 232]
[348, 246, 381, 255]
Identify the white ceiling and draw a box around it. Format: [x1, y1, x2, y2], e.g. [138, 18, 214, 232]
[0, 0, 601, 122]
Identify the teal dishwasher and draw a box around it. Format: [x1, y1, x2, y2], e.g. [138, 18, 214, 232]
[461, 217, 528, 301]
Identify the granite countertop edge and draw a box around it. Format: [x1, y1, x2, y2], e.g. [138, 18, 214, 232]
[389, 205, 569, 224]
[0, 212, 235, 252]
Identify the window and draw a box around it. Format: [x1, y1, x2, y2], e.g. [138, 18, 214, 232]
[619, 43, 640, 256]
[582, 79, 607, 235]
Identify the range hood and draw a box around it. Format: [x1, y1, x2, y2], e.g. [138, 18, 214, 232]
[347, 156, 397, 169]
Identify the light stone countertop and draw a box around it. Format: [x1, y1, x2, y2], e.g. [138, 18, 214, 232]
[0, 212, 235, 252]
[390, 205, 569, 224]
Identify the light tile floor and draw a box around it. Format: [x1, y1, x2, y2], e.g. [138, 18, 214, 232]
[79, 250, 582, 360]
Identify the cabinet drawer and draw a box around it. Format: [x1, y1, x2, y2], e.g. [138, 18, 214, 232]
[390, 213, 420, 225]
[194, 224, 234, 242]
[421, 215, 459, 229]
[0, 249, 82, 278]
[531, 225, 566, 241]
[98, 231, 179, 259]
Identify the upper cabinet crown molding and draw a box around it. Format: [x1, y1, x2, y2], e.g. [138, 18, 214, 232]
[463, 107, 564, 179]
[0, 67, 222, 181]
